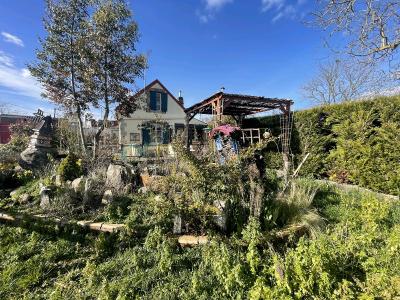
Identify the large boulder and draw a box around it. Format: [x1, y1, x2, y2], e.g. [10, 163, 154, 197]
[106, 164, 132, 190]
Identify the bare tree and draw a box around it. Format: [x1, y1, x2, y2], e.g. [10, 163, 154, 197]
[303, 58, 388, 104]
[312, 0, 400, 76]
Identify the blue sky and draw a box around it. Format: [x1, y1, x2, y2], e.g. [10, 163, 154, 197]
[0, 0, 334, 117]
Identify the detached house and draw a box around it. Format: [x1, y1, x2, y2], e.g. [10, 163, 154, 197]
[119, 79, 206, 157]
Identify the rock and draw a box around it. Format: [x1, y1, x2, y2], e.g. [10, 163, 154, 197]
[106, 164, 132, 190]
[123, 183, 133, 194]
[40, 186, 51, 208]
[102, 190, 113, 204]
[19, 193, 31, 204]
[65, 180, 72, 188]
[138, 186, 148, 194]
[55, 175, 62, 187]
[83, 178, 94, 206]
[173, 215, 182, 234]
[71, 177, 85, 193]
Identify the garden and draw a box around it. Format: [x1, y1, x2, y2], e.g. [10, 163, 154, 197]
[0, 95, 399, 299]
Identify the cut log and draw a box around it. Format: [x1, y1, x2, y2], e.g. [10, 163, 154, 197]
[0, 211, 125, 233]
[178, 235, 208, 246]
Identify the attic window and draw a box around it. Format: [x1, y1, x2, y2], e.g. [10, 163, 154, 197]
[155, 93, 162, 111]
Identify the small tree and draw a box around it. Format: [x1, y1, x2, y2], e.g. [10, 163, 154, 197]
[29, 0, 92, 153]
[85, 0, 146, 157]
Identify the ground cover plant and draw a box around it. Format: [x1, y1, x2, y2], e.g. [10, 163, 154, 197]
[0, 181, 399, 299]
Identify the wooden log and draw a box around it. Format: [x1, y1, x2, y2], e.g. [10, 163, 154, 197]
[77, 221, 126, 233]
[178, 235, 208, 247]
[0, 211, 125, 233]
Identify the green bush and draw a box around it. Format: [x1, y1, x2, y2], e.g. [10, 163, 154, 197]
[57, 153, 83, 181]
[244, 96, 400, 195]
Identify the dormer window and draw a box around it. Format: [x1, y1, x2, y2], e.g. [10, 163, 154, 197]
[150, 90, 168, 113]
[155, 92, 162, 111]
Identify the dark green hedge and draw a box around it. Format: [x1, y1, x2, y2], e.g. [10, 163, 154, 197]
[244, 96, 400, 195]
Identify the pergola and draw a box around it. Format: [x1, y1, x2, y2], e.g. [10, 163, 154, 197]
[184, 91, 294, 177]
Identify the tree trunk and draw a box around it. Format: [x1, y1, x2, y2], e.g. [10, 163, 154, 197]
[93, 55, 109, 158]
[76, 105, 86, 153]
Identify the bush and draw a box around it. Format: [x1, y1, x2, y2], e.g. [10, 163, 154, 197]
[244, 95, 400, 195]
[57, 153, 83, 181]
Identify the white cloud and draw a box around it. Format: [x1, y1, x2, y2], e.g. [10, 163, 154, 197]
[261, 0, 305, 23]
[262, 0, 285, 12]
[205, 0, 233, 10]
[1, 32, 24, 47]
[198, 0, 233, 23]
[0, 51, 13, 67]
[0, 50, 42, 99]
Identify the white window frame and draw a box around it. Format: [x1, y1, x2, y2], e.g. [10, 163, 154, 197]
[155, 93, 162, 111]
[150, 124, 163, 144]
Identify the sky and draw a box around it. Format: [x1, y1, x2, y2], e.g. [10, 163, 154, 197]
[0, 0, 336, 117]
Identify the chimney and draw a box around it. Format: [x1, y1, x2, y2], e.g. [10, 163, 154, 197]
[178, 90, 184, 106]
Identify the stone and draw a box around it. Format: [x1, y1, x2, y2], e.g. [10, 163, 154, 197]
[83, 178, 94, 206]
[123, 183, 133, 194]
[173, 214, 182, 234]
[102, 190, 113, 204]
[40, 186, 51, 208]
[71, 177, 85, 193]
[138, 186, 148, 194]
[19, 115, 56, 170]
[106, 164, 132, 190]
[19, 193, 31, 204]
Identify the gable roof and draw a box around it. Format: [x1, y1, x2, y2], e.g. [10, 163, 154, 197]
[132, 79, 185, 110]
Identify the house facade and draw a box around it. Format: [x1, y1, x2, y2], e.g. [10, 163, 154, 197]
[119, 79, 206, 157]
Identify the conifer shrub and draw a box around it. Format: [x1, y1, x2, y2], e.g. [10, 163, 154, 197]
[245, 95, 400, 195]
[57, 153, 83, 181]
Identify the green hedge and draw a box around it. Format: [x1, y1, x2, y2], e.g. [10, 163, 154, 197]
[244, 96, 400, 195]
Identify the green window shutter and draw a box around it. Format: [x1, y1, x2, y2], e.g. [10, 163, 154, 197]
[161, 93, 168, 113]
[150, 91, 157, 111]
[142, 128, 150, 145]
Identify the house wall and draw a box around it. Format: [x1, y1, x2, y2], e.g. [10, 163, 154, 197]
[119, 82, 206, 157]
[119, 82, 205, 145]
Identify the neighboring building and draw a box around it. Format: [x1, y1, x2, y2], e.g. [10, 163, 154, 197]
[0, 114, 35, 144]
[119, 79, 206, 157]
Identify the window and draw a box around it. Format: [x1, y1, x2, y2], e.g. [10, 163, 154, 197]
[149, 91, 167, 112]
[155, 93, 162, 111]
[130, 133, 140, 143]
[150, 124, 163, 143]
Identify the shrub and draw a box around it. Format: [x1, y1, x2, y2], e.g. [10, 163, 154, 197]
[57, 153, 83, 181]
[244, 95, 400, 195]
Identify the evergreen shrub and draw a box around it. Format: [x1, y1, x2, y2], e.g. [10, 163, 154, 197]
[244, 96, 400, 195]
